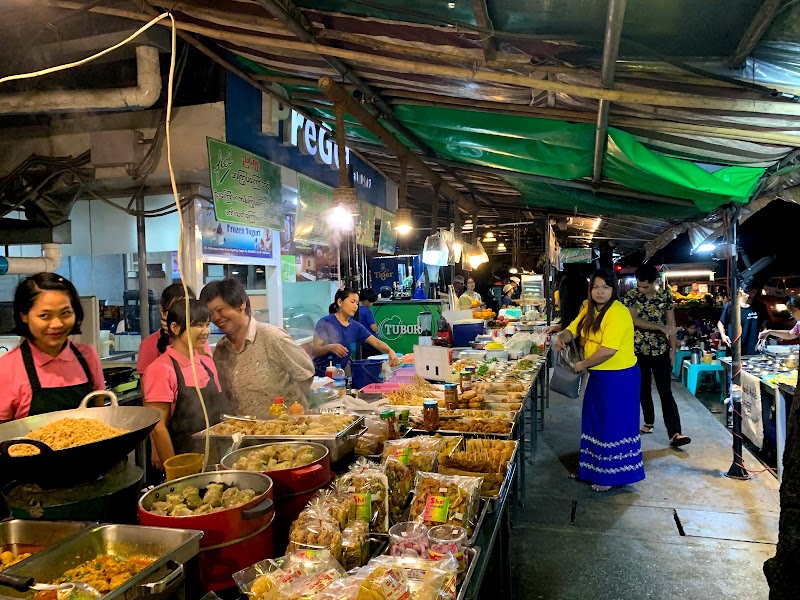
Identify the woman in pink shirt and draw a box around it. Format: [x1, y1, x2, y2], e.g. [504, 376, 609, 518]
[137, 283, 208, 374]
[143, 299, 231, 466]
[0, 273, 105, 422]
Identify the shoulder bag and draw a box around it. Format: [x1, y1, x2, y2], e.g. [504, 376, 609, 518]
[549, 339, 585, 399]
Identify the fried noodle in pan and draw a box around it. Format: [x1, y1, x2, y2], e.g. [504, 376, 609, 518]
[8, 418, 130, 456]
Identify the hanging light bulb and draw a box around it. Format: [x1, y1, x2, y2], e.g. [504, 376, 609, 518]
[496, 242, 507, 252]
[483, 231, 496, 243]
[394, 207, 413, 235]
[509, 267, 519, 274]
[466, 240, 489, 269]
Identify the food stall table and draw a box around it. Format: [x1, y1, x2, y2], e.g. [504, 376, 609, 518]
[720, 357, 794, 480]
[460, 457, 514, 600]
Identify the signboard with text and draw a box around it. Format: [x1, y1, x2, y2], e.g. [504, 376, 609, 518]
[377, 209, 397, 255]
[200, 205, 273, 259]
[207, 138, 284, 231]
[295, 176, 333, 246]
[358, 201, 376, 247]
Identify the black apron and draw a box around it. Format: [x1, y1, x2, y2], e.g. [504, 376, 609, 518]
[168, 357, 232, 455]
[22, 340, 95, 416]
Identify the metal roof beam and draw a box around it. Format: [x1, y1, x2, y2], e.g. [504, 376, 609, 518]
[592, 0, 627, 184]
[730, 0, 791, 69]
[470, 0, 497, 62]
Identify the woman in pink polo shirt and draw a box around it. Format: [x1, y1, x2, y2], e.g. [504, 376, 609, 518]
[0, 273, 105, 422]
[143, 299, 232, 465]
[137, 283, 212, 374]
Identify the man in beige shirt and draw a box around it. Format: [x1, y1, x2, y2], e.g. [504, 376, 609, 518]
[200, 279, 314, 417]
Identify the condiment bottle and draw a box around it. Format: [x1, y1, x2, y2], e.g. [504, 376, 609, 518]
[380, 409, 399, 440]
[269, 396, 287, 416]
[333, 364, 347, 397]
[288, 401, 305, 415]
[460, 371, 473, 394]
[444, 383, 458, 411]
[422, 399, 440, 432]
[325, 361, 336, 384]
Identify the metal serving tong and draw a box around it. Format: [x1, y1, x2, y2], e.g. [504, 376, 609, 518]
[0, 573, 102, 599]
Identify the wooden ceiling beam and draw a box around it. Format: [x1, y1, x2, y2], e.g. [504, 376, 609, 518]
[730, 0, 791, 69]
[470, 0, 498, 62]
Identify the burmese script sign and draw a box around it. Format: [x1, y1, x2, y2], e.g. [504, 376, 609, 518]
[207, 138, 284, 231]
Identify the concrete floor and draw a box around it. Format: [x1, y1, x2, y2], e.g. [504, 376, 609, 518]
[511, 378, 780, 600]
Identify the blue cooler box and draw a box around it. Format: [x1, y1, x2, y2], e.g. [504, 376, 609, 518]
[452, 320, 485, 347]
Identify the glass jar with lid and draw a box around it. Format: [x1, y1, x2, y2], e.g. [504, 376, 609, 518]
[422, 399, 440, 432]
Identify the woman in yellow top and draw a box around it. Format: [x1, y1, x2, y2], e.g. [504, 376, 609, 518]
[554, 269, 644, 492]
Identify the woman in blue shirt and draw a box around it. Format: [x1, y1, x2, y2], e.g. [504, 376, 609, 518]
[312, 288, 399, 376]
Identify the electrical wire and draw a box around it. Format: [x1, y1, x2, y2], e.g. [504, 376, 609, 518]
[0, 10, 211, 470]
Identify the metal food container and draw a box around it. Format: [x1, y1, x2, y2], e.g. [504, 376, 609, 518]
[192, 414, 366, 464]
[1, 525, 203, 600]
[0, 520, 95, 572]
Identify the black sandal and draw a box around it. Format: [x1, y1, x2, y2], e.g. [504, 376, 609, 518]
[640, 424, 654, 434]
[670, 434, 691, 447]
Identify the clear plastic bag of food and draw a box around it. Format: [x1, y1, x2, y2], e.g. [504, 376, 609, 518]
[382, 456, 412, 524]
[355, 416, 390, 457]
[409, 472, 483, 536]
[355, 562, 411, 600]
[313, 488, 356, 531]
[288, 507, 344, 561]
[336, 458, 390, 533]
[365, 555, 459, 600]
[233, 549, 342, 600]
[340, 520, 370, 571]
[281, 560, 346, 600]
[290, 499, 341, 539]
[381, 437, 442, 477]
[312, 571, 366, 600]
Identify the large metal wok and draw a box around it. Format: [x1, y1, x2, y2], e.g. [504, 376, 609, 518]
[0, 393, 161, 485]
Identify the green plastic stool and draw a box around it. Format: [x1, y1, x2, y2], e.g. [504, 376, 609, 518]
[682, 363, 725, 401]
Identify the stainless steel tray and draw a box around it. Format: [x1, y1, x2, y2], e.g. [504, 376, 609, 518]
[456, 546, 481, 600]
[0, 520, 96, 572]
[193, 414, 366, 464]
[409, 418, 516, 439]
[2, 524, 203, 600]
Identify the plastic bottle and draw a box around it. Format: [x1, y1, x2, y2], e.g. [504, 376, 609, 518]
[381, 359, 392, 382]
[269, 396, 287, 416]
[325, 361, 336, 384]
[288, 401, 305, 415]
[333, 364, 347, 397]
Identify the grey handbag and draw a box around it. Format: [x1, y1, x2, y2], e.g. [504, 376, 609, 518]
[549, 340, 584, 399]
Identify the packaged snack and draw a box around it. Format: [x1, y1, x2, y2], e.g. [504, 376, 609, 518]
[409, 472, 483, 536]
[288, 507, 344, 560]
[356, 416, 391, 457]
[336, 458, 390, 533]
[383, 456, 412, 524]
[427, 525, 467, 573]
[282, 563, 346, 600]
[341, 520, 370, 571]
[364, 555, 458, 600]
[356, 564, 411, 600]
[388, 522, 429, 558]
[381, 437, 442, 477]
[233, 550, 342, 600]
[315, 488, 356, 530]
[437, 440, 516, 496]
[290, 499, 341, 538]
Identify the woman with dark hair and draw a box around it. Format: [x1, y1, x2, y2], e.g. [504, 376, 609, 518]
[143, 299, 232, 465]
[0, 272, 105, 421]
[312, 288, 399, 376]
[137, 283, 210, 374]
[554, 269, 644, 492]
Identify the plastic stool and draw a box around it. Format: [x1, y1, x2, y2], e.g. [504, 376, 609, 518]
[673, 350, 692, 378]
[682, 363, 726, 401]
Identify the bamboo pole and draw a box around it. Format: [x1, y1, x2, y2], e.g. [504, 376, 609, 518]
[45, 0, 800, 115]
